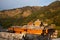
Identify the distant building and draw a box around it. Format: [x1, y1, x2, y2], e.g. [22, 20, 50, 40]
[43, 22, 48, 26]
[28, 21, 33, 25]
[34, 19, 41, 27]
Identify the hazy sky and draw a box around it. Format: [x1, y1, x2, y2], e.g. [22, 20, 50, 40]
[0, 0, 55, 10]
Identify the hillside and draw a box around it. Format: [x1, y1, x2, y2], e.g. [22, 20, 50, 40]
[0, 1, 60, 28]
[0, 6, 41, 18]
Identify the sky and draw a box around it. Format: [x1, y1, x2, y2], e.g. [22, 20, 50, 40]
[0, 0, 55, 10]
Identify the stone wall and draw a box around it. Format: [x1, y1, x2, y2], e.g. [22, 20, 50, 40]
[0, 32, 25, 40]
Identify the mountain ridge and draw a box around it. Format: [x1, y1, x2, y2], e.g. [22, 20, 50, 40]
[0, 1, 60, 28]
[0, 6, 41, 18]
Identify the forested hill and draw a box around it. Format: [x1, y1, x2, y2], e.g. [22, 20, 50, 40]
[0, 1, 60, 28]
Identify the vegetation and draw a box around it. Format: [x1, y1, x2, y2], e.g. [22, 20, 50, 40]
[0, 1, 60, 37]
